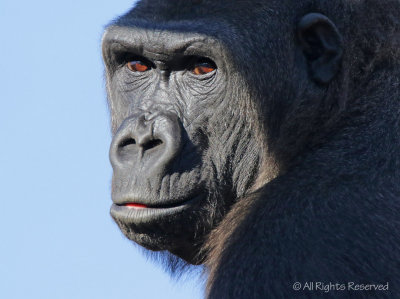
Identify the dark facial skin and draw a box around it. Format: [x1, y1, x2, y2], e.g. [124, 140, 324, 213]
[102, 16, 264, 263]
[103, 1, 400, 297]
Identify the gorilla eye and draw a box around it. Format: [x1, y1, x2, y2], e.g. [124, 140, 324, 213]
[191, 59, 216, 75]
[126, 60, 150, 72]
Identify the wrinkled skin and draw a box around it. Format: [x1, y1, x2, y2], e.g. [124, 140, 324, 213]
[103, 6, 264, 263]
[103, 0, 400, 297]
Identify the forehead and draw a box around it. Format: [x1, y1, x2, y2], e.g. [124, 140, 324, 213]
[102, 20, 232, 56]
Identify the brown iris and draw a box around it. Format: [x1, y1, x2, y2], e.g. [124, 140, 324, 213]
[126, 61, 149, 72]
[192, 62, 216, 75]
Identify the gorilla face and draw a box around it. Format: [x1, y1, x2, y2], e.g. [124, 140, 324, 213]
[102, 23, 264, 263]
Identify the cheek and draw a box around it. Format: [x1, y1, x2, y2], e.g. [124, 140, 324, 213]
[109, 70, 159, 121]
[110, 98, 131, 133]
[171, 73, 224, 109]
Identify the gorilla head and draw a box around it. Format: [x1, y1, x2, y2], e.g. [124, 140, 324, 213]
[102, 0, 400, 295]
[102, 1, 277, 264]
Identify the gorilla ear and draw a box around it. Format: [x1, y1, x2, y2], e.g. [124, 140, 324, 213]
[297, 13, 343, 84]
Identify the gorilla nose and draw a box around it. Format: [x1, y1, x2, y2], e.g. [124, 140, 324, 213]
[109, 112, 182, 174]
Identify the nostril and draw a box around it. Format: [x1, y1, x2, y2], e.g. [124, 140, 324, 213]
[142, 139, 163, 151]
[119, 138, 136, 148]
[117, 137, 163, 155]
[117, 138, 137, 162]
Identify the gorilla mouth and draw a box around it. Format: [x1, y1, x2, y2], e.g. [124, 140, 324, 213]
[110, 194, 205, 224]
[119, 200, 188, 209]
[116, 193, 202, 209]
[124, 203, 148, 209]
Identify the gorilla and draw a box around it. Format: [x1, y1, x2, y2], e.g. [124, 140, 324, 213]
[102, 0, 400, 297]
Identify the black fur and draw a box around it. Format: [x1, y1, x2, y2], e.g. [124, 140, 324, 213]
[102, 0, 400, 297]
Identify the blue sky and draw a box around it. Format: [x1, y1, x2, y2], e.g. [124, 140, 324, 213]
[0, 1, 203, 298]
